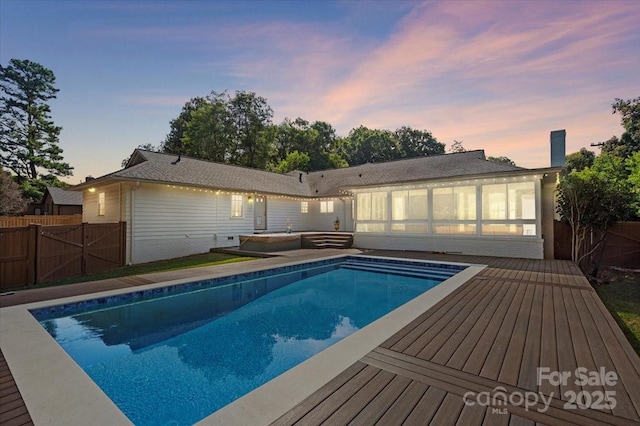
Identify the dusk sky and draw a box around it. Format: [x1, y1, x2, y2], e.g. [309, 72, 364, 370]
[1, 0, 639, 184]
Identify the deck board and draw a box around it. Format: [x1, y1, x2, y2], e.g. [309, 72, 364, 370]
[480, 281, 528, 381]
[374, 380, 428, 425]
[429, 279, 503, 364]
[403, 386, 447, 425]
[445, 279, 511, 370]
[273, 253, 640, 426]
[322, 369, 396, 425]
[0, 350, 33, 426]
[348, 374, 411, 425]
[517, 283, 543, 391]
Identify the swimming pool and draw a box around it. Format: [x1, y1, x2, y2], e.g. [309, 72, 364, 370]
[29, 255, 468, 425]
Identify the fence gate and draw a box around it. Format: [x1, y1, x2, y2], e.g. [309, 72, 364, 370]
[37, 223, 126, 284]
[0, 222, 125, 290]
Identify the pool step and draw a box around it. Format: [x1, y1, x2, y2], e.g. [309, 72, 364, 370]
[340, 260, 460, 281]
[301, 233, 353, 249]
[343, 260, 461, 277]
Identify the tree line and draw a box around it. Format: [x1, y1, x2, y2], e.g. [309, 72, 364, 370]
[125, 90, 447, 173]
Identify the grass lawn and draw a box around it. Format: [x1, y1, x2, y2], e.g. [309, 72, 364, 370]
[595, 268, 640, 356]
[19, 252, 257, 290]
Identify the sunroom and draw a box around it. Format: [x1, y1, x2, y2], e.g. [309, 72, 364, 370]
[349, 171, 557, 259]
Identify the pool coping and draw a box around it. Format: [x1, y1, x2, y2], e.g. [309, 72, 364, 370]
[0, 254, 484, 426]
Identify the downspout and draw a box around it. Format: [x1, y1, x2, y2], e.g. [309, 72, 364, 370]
[130, 185, 135, 265]
[119, 182, 123, 221]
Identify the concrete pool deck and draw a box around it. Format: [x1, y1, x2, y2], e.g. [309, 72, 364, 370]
[2, 250, 640, 425]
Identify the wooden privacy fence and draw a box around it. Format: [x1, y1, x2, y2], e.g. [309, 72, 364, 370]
[554, 221, 640, 269]
[0, 222, 126, 291]
[0, 215, 83, 228]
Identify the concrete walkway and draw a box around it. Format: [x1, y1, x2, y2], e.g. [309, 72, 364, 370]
[0, 249, 361, 308]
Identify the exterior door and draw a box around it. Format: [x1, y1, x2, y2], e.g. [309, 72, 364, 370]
[254, 196, 267, 230]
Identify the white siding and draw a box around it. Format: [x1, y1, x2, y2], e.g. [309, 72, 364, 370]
[306, 198, 353, 231]
[130, 184, 253, 264]
[82, 184, 121, 223]
[354, 234, 544, 259]
[122, 185, 132, 264]
[265, 198, 308, 232]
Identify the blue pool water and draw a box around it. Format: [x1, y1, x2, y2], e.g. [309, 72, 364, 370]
[32, 256, 464, 425]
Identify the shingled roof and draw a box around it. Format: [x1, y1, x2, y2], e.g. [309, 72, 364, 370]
[74, 149, 530, 197]
[306, 150, 524, 196]
[97, 150, 313, 197]
[45, 186, 83, 205]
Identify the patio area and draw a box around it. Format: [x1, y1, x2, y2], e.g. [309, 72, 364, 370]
[1, 250, 639, 425]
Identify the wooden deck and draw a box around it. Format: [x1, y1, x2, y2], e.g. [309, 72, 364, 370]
[0, 349, 33, 426]
[1, 251, 639, 425]
[272, 252, 640, 425]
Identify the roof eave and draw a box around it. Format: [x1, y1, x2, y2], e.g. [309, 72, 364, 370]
[71, 175, 312, 198]
[339, 167, 563, 192]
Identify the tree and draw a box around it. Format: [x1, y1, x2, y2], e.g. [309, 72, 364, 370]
[487, 156, 516, 166]
[395, 126, 445, 158]
[343, 126, 402, 165]
[556, 154, 633, 271]
[274, 118, 346, 171]
[565, 148, 595, 174]
[0, 59, 72, 201]
[601, 97, 640, 158]
[171, 91, 275, 168]
[269, 150, 310, 174]
[182, 93, 234, 162]
[227, 91, 274, 169]
[161, 97, 207, 154]
[627, 151, 640, 216]
[449, 140, 466, 153]
[0, 169, 27, 215]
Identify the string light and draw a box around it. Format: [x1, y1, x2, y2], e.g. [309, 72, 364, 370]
[159, 172, 543, 200]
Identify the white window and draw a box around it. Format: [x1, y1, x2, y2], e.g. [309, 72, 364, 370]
[300, 201, 308, 213]
[481, 181, 537, 236]
[320, 200, 334, 213]
[433, 186, 476, 220]
[357, 192, 388, 220]
[231, 194, 243, 217]
[482, 182, 535, 220]
[392, 189, 428, 220]
[356, 193, 371, 220]
[98, 192, 105, 216]
[356, 191, 388, 232]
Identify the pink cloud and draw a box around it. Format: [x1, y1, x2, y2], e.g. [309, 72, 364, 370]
[96, 0, 638, 170]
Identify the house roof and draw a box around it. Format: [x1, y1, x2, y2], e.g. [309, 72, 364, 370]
[306, 150, 524, 196]
[45, 186, 83, 205]
[73, 149, 550, 198]
[87, 150, 314, 197]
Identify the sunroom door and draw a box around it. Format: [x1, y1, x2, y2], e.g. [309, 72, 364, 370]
[254, 196, 267, 231]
